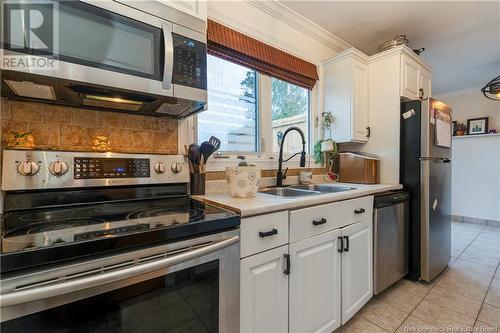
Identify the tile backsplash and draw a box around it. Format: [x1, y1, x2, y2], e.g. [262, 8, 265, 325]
[1, 99, 178, 153]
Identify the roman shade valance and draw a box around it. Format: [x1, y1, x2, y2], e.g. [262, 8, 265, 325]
[207, 19, 319, 90]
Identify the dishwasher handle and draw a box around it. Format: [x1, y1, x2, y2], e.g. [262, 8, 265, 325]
[374, 191, 410, 208]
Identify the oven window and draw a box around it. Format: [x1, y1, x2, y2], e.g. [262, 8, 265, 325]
[1, 261, 219, 333]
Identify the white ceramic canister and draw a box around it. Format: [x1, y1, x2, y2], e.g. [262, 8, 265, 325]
[225, 166, 261, 198]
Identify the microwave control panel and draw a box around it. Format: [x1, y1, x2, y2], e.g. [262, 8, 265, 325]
[172, 33, 207, 90]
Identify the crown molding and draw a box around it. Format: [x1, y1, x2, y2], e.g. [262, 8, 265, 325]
[322, 47, 369, 65]
[244, 0, 351, 53]
[368, 45, 432, 71]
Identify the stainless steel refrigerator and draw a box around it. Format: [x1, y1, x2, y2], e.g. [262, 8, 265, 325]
[400, 98, 452, 282]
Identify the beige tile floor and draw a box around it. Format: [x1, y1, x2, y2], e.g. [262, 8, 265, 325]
[337, 222, 500, 332]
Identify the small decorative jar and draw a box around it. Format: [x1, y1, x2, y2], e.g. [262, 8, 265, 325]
[225, 166, 261, 198]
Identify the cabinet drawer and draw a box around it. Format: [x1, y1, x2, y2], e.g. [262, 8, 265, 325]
[289, 196, 373, 243]
[241, 211, 289, 258]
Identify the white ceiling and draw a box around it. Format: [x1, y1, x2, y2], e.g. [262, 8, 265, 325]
[279, 1, 500, 95]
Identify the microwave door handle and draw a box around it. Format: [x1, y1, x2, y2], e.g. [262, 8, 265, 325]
[162, 23, 174, 90]
[0, 236, 239, 307]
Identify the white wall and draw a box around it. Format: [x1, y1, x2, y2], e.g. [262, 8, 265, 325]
[435, 89, 500, 221]
[451, 135, 500, 221]
[435, 88, 500, 131]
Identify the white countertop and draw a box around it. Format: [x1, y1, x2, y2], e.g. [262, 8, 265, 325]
[195, 183, 403, 217]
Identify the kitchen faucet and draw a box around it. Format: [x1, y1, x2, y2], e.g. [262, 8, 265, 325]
[277, 126, 306, 187]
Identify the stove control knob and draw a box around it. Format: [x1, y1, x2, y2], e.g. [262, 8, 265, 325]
[49, 160, 69, 176]
[171, 162, 183, 174]
[17, 160, 40, 176]
[154, 162, 166, 174]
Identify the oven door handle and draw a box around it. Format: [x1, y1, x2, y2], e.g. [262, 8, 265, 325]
[0, 236, 239, 307]
[162, 22, 174, 90]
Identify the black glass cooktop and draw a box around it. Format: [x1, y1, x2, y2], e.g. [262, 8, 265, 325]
[1, 198, 239, 273]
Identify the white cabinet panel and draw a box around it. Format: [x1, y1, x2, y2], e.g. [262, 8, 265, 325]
[352, 61, 369, 141]
[157, 0, 207, 21]
[341, 219, 373, 323]
[289, 229, 342, 333]
[240, 245, 289, 333]
[419, 69, 432, 99]
[323, 50, 369, 143]
[400, 54, 420, 100]
[240, 211, 288, 258]
[289, 196, 373, 243]
[324, 58, 352, 143]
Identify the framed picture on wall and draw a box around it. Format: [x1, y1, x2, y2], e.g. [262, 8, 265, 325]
[467, 117, 489, 135]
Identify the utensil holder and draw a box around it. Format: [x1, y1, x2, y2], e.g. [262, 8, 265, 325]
[190, 173, 205, 195]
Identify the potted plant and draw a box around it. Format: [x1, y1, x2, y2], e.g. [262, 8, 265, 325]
[314, 112, 338, 182]
[319, 112, 335, 152]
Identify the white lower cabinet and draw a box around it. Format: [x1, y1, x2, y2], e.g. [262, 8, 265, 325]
[240, 196, 374, 333]
[289, 229, 342, 333]
[240, 245, 289, 333]
[341, 219, 373, 324]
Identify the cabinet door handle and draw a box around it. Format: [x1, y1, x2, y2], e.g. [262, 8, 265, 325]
[366, 126, 371, 138]
[354, 208, 365, 214]
[419, 88, 424, 100]
[259, 228, 278, 238]
[312, 218, 327, 226]
[338, 236, 344, 253]
[283, 254, 290, 275]
[343, 236, 350, 252]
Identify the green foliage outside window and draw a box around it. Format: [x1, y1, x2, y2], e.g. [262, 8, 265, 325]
[240, 71, 308, 120]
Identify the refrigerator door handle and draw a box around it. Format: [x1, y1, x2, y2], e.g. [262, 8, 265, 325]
[419, 157, 451, 163]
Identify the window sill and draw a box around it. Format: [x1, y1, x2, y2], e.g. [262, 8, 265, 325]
[202, 154, 321, 172]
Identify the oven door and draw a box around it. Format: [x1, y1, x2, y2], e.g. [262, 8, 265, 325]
[0, 230, 239, 333]
[1, 0, 206, 99]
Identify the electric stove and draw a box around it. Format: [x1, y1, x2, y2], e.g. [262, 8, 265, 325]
[1, 150, 239, 273]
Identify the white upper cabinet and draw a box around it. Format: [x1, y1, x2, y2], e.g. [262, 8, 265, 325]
[240, 245, 289, 333]
[341, 219, 373, 324]
[156, 0, 207, 21]
[400, 54, 420, 100]
[419, 68, 432, 99]
[400, 52, 432, 100]
[289, 229, 342, 333]
[323, 49, 370, 143]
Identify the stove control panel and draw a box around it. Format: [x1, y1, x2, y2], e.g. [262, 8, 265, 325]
[2, 150, 189, 191]
[74, 157, 150, 179]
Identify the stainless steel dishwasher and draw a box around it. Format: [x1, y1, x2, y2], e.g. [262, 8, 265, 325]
[373, 190, 410, 295]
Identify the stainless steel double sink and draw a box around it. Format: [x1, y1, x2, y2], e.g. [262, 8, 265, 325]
[259, 184, 356, 198]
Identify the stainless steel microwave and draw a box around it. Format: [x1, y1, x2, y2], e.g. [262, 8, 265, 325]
[0, 0, 207, 118]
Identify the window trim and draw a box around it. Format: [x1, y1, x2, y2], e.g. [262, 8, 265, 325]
[185, 64, 320, 172]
